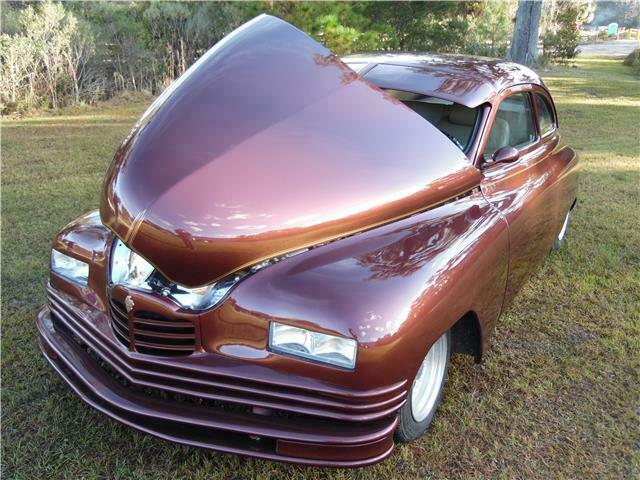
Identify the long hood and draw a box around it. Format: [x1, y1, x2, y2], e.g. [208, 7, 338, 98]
[100, 15, 481, 287]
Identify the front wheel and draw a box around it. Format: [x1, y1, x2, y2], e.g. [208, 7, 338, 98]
[395, 330, 451, 442]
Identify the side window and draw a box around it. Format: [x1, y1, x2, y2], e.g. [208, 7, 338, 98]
[485, 93, 537, 159]
[535, 93, 555, 135]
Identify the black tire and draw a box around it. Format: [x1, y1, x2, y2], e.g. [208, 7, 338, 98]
[395, 330, 451, 443]
[552, 209, 571, 251]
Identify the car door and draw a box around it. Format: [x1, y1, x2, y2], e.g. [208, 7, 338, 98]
[479, 85, 577, 308]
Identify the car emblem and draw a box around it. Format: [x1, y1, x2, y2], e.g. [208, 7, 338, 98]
[124, 295, 135, 313]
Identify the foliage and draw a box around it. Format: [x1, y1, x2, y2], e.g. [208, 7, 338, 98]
[358, 1, 480, 53]
[0, 1, 497, 113]
[0, 0, 613, 112]
[623, 48, 640, 75]
[542, 1, 594, 63]
[0, 1, 93, 111]
[264, 1, 382, 53]
[467, 0, 515, 57]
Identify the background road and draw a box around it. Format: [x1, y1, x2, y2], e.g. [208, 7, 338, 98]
[579, 39, 639, 57]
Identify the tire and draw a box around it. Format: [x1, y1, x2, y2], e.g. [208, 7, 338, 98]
[552, 209, 571, 251]
[395, 330, 451, 443]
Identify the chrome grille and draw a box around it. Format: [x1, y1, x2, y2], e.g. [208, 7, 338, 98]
[109, 298, 196, 356]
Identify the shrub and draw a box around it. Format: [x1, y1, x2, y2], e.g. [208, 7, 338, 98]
[542, 2, 587, 63]
[543, 16, 580, 61]
[623, 48, 640, 75]
[0, 1, 93, 111]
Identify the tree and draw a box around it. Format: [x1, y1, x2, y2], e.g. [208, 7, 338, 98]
[362, 1, 476, 53]
[0, 33, 37, 106]
[63, 19, 94, 103]
[22, 1, 76, 109]
[509, 0, 542, 66]
[468, 1, 516, 57]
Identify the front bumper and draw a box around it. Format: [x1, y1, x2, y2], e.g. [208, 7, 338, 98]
[36, 286, 403, 467]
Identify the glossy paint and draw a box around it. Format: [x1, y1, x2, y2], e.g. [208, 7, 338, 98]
[344, 53, 543, 108]
[100, 15, 480, 287]
[38, 15, 578, 467]
[478, 85, 578, 307]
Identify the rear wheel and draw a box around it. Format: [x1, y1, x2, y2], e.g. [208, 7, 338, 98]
[395, 331, 451, 442]
[552, 209, 571, 251]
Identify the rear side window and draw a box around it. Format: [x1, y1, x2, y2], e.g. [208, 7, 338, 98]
[535, 93, 555, 135]
[485, 93, 537, 158]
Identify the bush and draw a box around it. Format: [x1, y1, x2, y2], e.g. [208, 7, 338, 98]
[542, 0, 590, 63]
[543, 30, 580, 62]
[0, 1, 93, 111]
[542, 3, 584, 63]
[623, 48, 640, 75]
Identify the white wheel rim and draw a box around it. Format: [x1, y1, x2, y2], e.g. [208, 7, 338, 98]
[410, 333, 448, 422]
[558, 211, 570, 242]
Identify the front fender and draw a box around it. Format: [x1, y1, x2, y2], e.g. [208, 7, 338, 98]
[210, 189, 509, 389]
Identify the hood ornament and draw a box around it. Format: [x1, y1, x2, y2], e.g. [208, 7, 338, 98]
[124, 295, 135, 313]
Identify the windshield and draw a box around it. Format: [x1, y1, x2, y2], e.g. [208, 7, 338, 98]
[385, 89, 479, 152]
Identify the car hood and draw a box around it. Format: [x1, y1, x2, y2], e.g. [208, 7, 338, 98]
[100, 15, 481, 287]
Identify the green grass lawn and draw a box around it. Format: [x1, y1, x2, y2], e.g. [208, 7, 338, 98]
[2, 58, 639, 479]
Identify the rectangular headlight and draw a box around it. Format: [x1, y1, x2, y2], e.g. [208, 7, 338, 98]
[51, 250, 89, 286]
[269, 322, 357, 369]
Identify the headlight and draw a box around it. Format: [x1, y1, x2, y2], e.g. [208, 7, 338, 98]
[109, 239, 306, 311]
[168, 280, 238, 310]
[51, 250, 89, 286]
[110, 238, 155, 289]
[109, 238, 242, 310]
[269, 322, 357, 369]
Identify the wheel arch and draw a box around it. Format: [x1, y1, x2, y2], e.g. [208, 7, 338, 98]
[450, 310, 483, 363]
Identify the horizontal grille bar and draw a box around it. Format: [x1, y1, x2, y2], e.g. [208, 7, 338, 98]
[133, 318, 195, 332]
[110, 312, 129, 332]
[132, 329, 195, 340]
[110, 300, 128, 320]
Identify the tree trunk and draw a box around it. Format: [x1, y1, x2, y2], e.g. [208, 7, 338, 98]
[509, 0, 542, 66]
[180, 37, 187, 74]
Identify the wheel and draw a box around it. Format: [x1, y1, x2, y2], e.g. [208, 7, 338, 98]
[552, 209, 571, 251]
[395, 330, 451, 442]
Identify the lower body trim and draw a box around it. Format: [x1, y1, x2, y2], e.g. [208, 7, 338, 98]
[37, 306, 396, 467]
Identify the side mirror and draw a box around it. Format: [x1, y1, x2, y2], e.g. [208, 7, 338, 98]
[491, 146, 520, 165]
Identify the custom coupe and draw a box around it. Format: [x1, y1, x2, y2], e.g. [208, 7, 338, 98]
[37, 15, 578, 467]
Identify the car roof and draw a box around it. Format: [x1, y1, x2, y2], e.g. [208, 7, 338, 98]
[342, 53, 545, 108]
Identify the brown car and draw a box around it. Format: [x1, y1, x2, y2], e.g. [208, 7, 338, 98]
[37, 15, 578, 467]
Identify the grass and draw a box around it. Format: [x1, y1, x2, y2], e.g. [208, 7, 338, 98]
[2, 58, 639, 479]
